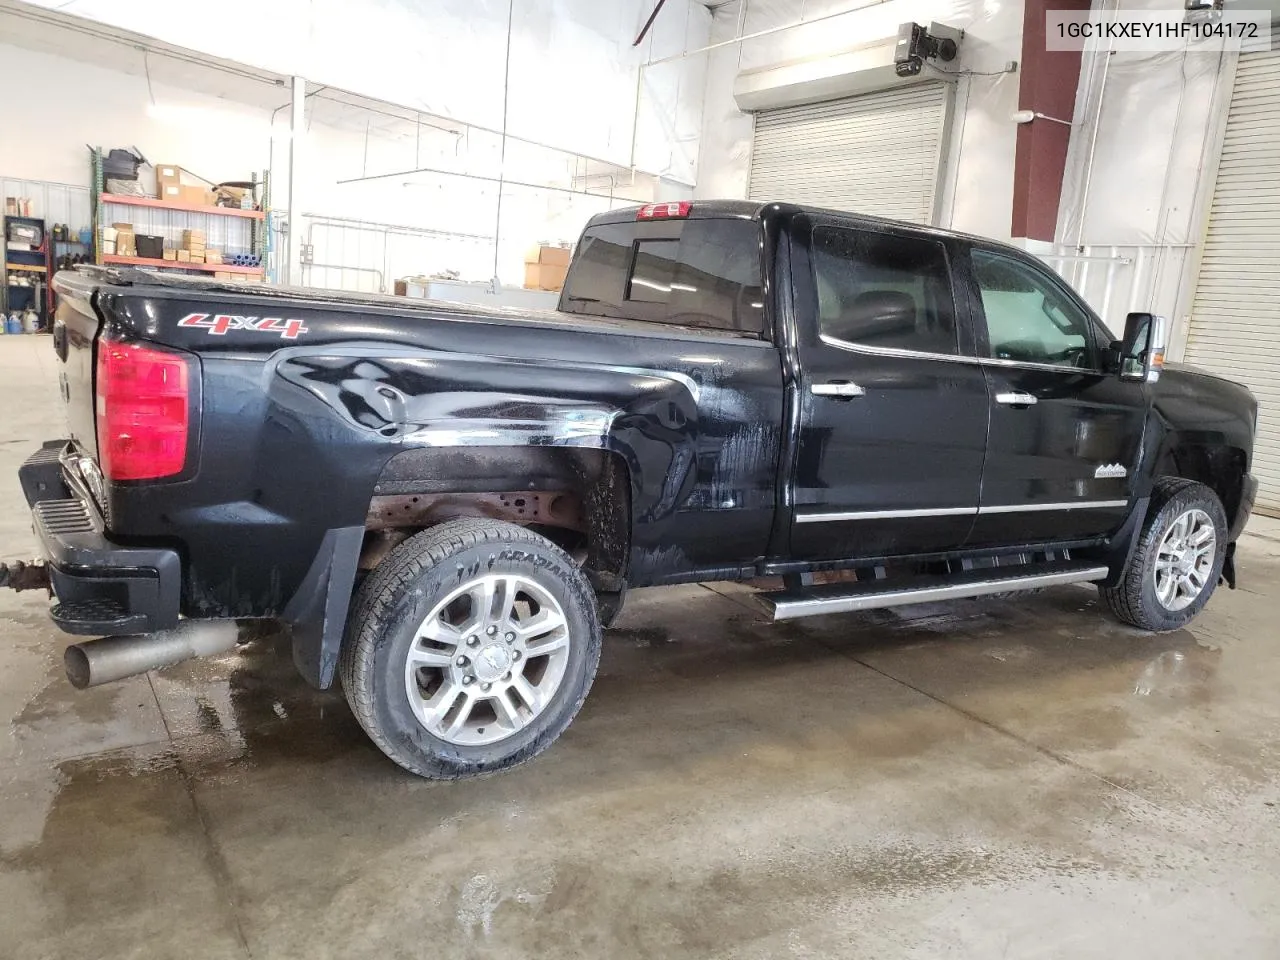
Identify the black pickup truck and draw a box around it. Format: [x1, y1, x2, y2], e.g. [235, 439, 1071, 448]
[18, 200, 1256, 778]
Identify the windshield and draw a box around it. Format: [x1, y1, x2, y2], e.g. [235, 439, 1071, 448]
[559, 217, 765, 337]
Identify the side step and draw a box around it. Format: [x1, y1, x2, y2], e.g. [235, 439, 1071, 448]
[758, 562, 1110, 622]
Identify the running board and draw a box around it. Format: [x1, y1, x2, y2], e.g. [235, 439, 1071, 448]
[759, 563, 1110, 622]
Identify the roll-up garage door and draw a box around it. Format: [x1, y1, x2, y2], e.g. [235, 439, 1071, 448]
[747, 82, 951, 224]
[1184, 51, 1280, 514]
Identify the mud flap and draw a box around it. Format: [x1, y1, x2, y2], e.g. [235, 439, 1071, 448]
[282, 526, 364, 689]
[1221, 541, 1237, 589]
[1099, 497, 1150, 589]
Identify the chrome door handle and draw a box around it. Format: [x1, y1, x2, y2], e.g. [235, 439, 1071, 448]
[995, 392, 1038, 407]
[811, 382, 865, 398]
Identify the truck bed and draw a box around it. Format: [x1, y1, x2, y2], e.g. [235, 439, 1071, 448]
[70, 265, 763, 343]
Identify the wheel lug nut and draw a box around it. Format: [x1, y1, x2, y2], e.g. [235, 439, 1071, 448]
[512, 650, 521, 661]
[463, 675, 475, 685]
[503, 672, 512, 681]
[481, 682, 491, 691]
[486, 625, 498, 636]
[467, 636, 480, 647]
[505, 632, 515, 643]
[455, 656, 469, 667]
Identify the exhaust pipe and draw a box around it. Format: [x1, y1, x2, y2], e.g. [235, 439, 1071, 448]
[64, 621, 240, 689]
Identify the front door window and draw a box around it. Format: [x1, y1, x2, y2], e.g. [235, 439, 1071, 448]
[971, 249, 1097, 370]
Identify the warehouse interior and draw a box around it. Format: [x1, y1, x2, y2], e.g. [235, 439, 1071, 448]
[3, 0, 1280, 956]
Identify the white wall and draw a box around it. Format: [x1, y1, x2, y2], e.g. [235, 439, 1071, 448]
[0, 43, 273, 191]
[24, 0, 711, 185]
[0, 40, 274, 262]
[0, 30, 679, 289]
[288, 114, 672, 287]
[694, 0, 1024, 241]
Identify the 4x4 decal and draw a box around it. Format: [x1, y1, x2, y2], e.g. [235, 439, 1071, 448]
[178, 312, 308, 340]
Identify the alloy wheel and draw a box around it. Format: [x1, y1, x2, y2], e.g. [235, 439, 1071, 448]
[403, 573, 571, 745]
[1152, 508, 1216, 612]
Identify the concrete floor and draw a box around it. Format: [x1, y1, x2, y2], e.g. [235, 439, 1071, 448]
[2, 334, 1279, 959]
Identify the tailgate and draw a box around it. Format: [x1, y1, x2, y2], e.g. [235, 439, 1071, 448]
[51, 271, 102, 462]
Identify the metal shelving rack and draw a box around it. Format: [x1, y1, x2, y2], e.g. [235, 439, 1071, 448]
[90, 148, 270, 279]
[2, 215, 51, 330]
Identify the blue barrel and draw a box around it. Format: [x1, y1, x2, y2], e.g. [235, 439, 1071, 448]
[4, 314, 21, 335]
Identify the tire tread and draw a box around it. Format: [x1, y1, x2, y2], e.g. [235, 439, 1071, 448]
[339, 518, 599, 779]
[1099, 478, 1222, 631]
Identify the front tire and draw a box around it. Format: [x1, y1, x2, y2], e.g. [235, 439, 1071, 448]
[339, 518, 601, 779]
[1099, 478, 1227, 632]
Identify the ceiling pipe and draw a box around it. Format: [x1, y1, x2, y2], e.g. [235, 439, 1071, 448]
[337, 161, 658, 206]
[644, 0, 894, 66]
[492, 0, 515, 280]
[634, 0, 671, 46]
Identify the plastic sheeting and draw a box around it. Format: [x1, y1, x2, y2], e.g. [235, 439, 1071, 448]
[1060, 0, 1280, 248]
[694, 0, 1024, 241]
[1055, 0, 1249, 338]
[1058, 48, 1225, 248]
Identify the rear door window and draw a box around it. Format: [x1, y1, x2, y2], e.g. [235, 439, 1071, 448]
[811, 226, 959, 356]
[561, 218, 765, 336]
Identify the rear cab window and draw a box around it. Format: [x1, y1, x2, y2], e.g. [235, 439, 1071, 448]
[559, 216, 765, 337]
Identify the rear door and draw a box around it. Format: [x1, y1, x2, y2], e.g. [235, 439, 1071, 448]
[961, 243, 1148, 546]
[786, 215, 988, 561]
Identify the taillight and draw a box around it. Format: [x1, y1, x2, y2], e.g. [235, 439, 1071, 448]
[637, 201, 691, 220]
[95, 338, 192, 481]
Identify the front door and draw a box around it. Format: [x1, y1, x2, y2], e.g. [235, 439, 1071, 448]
[962, 245, 1148, 546]
[787, 218, 989, 562]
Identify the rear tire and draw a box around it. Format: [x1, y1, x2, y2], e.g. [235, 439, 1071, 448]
[339, 518, 601, 779]
[1099, 478, 1226, 632]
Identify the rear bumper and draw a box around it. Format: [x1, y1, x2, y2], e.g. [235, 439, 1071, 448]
[20, 442, 181, 636]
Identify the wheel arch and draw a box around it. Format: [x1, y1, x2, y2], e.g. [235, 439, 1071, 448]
[1154, 441, 1249, 539]
[363, 445, 632, 593]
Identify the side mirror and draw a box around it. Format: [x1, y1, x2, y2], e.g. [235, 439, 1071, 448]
[1115, 312, 1169, 382]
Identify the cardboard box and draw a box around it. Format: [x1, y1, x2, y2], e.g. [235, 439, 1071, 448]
[162, 249, 177, 261]
[156, 165, 216, 206]
[176, 250, 191, 263]
[115, 227, 136, 258]
[155, 164, 183, 199]
[214, 271, 234, 280]
[158, 183, 214, 206]
[523, 261, 568, 292]
[204, 251, 223, 265]
[524, 244, 571, 268]
[187, 252, 205, 264]
[182, 228, 206, 241]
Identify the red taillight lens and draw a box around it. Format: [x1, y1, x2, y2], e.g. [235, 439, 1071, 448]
[95, 338, 192, 481]
[637, 201, 691, 220]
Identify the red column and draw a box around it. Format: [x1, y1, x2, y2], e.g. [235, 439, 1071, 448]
[1011, 0, 1090, 242]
